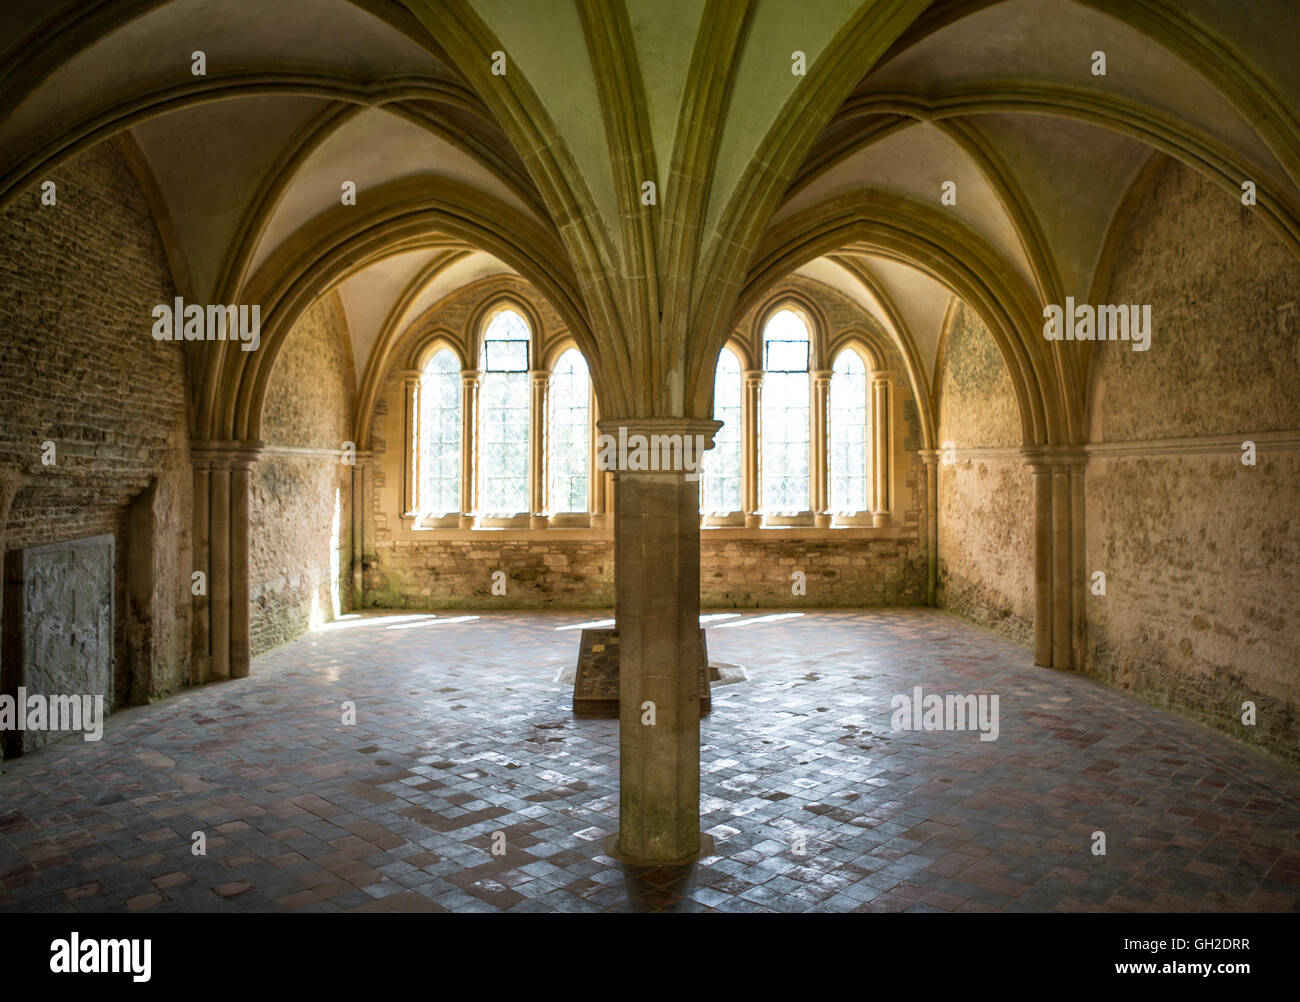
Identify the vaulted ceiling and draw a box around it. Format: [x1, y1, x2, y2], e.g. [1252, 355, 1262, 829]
[3, 0, 1297, 445]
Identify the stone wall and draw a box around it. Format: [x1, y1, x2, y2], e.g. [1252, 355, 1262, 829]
[365, 538, 612, 609]
[1086, 157, 1300, 763]
[701, 530, 925, 607]
[0, 140, 192, 705]
[362, 527, 929, 610]
[249, 296, 354, 654]
[935, 301, 1034, 645]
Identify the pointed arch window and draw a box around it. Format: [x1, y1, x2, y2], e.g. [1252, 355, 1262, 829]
[417, 347, 461, 515]
[761, 308, 811, 514]
[703, 347, 742, 515]
[548, 348, 590, 514]
[478, 307, 530, 515]
[830, 348, 869, 514]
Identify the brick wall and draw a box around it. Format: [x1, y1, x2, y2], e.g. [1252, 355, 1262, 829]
[0, 140, 192, 705]
[365, 539, 612, 609]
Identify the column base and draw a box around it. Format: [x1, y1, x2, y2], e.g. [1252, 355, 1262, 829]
[872, 511, 891, 528]
[603, 833, 715, 867]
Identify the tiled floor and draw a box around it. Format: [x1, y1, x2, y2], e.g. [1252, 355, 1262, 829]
[1, 608, 1297, 913]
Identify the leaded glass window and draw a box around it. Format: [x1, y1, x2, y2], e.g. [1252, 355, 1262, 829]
[703, 347, 742, 513]
[548, 348, 589, 513]
[830, 348, 869, 513]
[418, 348, 461, 514]
[478, 308, 530, 514]
[761, 308, 810, 513]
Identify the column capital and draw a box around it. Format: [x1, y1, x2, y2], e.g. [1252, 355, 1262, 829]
[596, 417, 724, 478]
[1021, 444, 1087, 471]
[918, 448, 941, 465]
[190, 440, 264, 468]
[871, 369, 897, 382]
[743, 369, 764, 383]
[460, 369, 482, 384]
[597, 416, 723, 443]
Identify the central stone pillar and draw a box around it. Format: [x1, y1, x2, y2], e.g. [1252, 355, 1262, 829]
[598, 416, 719, 865]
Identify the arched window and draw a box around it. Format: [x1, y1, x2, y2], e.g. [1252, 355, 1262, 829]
[830, 348, 869, 514]
[548, 348, 589, 513]
[761, 307, 811, 513]
[417, 348, 461, 514]
[703, 347, 742, 514]
[478, 307, 530, 514]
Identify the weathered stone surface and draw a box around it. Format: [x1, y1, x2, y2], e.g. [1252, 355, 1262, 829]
[2, 534, 113, 755]
[571, 626, 712, 717]
[250, 296, 354, 656]
[935, 302, 1033, 645]
[1091, 160, 1300, 441]
[365, 538, 611, 608]
[1086, 158, 1300, 763]
[701, 533, 925, 607]
[937, 460, 1034, 647]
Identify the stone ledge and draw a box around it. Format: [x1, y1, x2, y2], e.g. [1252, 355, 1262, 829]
[385, 525, 914, 542]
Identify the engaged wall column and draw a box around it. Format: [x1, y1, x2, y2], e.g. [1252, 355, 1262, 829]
[530, 369, 550, 529]
[871, 370, 893, 527]
[812, 369, 832, 528]
[191, 440, 262, 683]
[459, 370, 480, 529]
[742, 370, 762, 528]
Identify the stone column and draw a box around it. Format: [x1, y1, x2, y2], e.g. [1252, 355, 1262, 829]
[919, 449, 939, 606]
[1070, 455, 1086, 671]
[229, 455, 252, 679]
[588, 395, 608, 529]
[191, 459, 211, 685]
[191, 441, 263, 684]
[400, 370, 420, 517]
[1051, 463, 1072, 669]
[599, 416, 720, 865]
[871, 371, 893, 527]
[742, 370, 762, 528]
[350, 452, 369, 610]
[530, 369, 550, 529]
[459, 370, 480, 529]
[209, 459, 231, 681]
[1025, 450, 1053, 668]
[811, 369, 832, 528]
